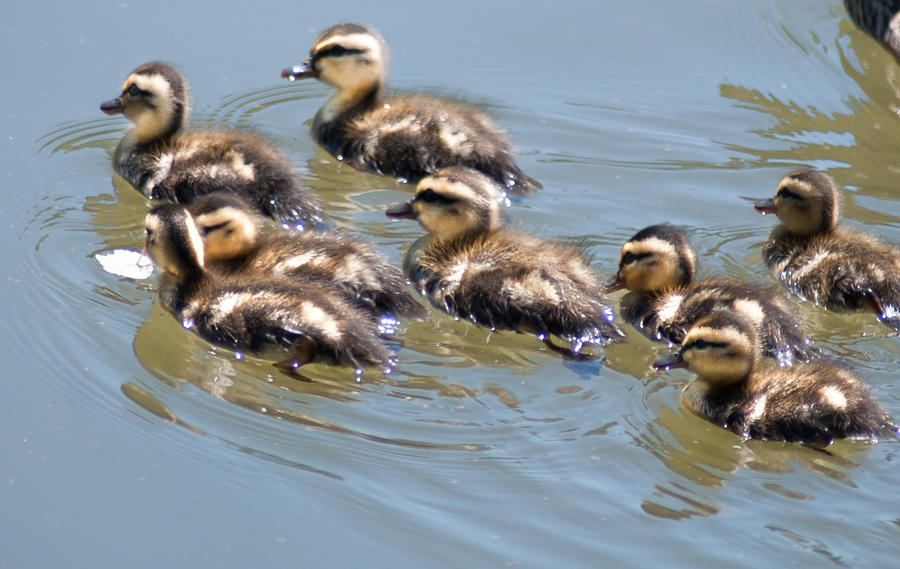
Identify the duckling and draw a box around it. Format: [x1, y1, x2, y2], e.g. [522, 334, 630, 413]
[143, 203, 391, 377]
[754, 170, 900, 329]
[187, 192, 426, 320]
[606, 225, 817, 365]
[653, 311, 896, 444]
[385, 166, 622, 357]
[281, 23, 538, 195]
[102, 61, 322, 229]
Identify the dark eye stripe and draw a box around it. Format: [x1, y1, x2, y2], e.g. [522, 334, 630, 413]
[621, 251, 651, 265]
[199, 221, 229, 236]
[777, 188, 802, 201]
[317, 44, 366, 58]
[416, 188, 458, 205]
[685, 338, 728, 350]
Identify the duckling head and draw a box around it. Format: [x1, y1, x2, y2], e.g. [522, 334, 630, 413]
[145, 204, 205, 280]
[282, 23, 388, 99]
[101, 62, 189, 143]
[754, 170, 841, 235]
[386, 166, 505, 241]
[189, 193, 260, 262]
[654, 311, 758, 387]
[606, 225, 696, 294]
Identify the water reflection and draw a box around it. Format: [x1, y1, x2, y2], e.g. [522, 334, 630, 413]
[720, 19, 900, 215]
[635, 386, 877, 520]
[766, 524, 851, 567]
[120, 381, 347, 479]
[132, 302, 494, 452]
[36, 107, 534, 470]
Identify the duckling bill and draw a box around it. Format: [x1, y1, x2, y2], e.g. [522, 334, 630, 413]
[102, 61, 322, 229]
[754, 170, 900, 330]
[283, 23, 538, 194]
[386, 166, 622, 358]
[143, 203, 392, 377]
[655, 311, 895, 444]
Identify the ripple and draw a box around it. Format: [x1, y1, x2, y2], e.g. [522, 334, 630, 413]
[208, 82, 327, 128]
[766, 525, 850, 567]
[36, 117, 125, 155]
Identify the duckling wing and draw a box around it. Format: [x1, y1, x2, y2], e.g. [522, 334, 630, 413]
[737, 364, 893, 443]
[412, 236, 622, 344]
[177, 282, 392, 370]
[339, 96, 537, 194]
[825, 251, 900, 327]
[765, 228, 900, 323]
[120, 131, 323, 228]
[253, 232, 427, 320]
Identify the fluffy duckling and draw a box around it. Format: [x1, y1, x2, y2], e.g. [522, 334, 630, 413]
[654, 311, 895, 444]
[754, 170, 900, 328]
[385, 166, 622, 356]
[282, 23, 537, 194]
[102, 61, 322, 229]
[606, 225, 817, 365]
[187, 192, 426, 320]
[143, 203, 391, 376]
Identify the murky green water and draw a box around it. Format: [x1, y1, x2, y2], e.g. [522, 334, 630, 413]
[5, 1, 900, 567]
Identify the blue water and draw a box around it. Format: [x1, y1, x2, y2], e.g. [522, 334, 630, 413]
[4, 1, 900, 567]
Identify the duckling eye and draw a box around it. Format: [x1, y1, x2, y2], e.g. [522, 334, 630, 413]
[126, 84, 142, 97]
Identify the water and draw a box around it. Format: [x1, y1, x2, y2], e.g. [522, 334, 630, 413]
[4, 1, 900, 567]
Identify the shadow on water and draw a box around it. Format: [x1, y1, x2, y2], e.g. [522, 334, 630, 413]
[633, 393, 878, 521]
[25, 7, 900, 562]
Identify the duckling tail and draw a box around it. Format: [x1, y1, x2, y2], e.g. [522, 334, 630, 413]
[886, 419, 900, 440]
[862, 294, 900, 332]
[262, 186, 325, 231]
[505, 171, 542, 196]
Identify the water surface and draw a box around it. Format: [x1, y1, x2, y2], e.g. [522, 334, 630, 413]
[4, 1, 900, 567]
